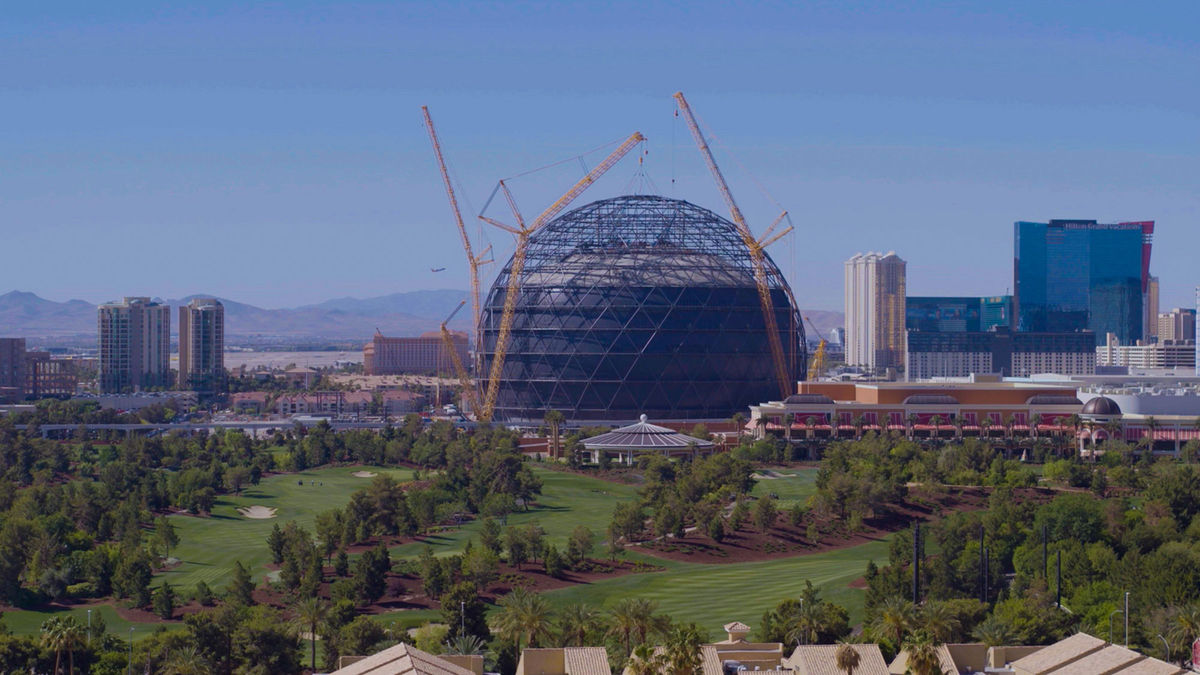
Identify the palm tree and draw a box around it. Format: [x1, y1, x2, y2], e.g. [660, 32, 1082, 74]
[906, 413, 919, 440]
[163, 646, 210, 675]
[929, 415, 944, 443]
[979, 417, 993, 439]
[662, 624, 704, 675]
[292, 596, 327, 671]
[625, 643, 662, 675]
[786, 600, 822, 646]
[557, 603, 606, 647]
[1143, 415, 1160, 457]
[835, 642, 861, 675]
[608, 598, 668, 656]
[805, 416, 817, 441]
[870, 597, 917, 648]
[544, 409, 565, 459]
[755, 416, 768, 440]
[1169, 604, 1200, 650]
[920, 601, 961, 643]
[1066, 413, 1083, 455]
[445, 634, 487, 656]
[951, 416, 964, 441]
[971, 616, 1014, 647]
[730, 412, 747, 439]
[1030, 413, 1044, 442]
[903, 631, 944, 675]
[494, 588, 554, 654]
[40, 616, 85, 675]
[852, 414, 865, 440]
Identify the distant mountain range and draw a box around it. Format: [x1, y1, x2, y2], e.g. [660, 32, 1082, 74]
[0, 289, 844, 342]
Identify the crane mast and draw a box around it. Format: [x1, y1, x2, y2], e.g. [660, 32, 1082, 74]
[441, 300, 482, 415]
[673, 92, 794, 399]
[422, 106, 492, 376]
[804, 316, 828, 380]
[478, 131, 646, 422]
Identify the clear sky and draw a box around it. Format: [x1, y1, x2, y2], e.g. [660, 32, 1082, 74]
[3, 1, 1198, 310]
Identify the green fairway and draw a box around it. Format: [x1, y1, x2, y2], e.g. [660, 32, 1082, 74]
[1, 604, 180, 641]
[160, 465, 413, 591]
[541, 538, 890, 638]
[750, 467, 819, 508]
[389, 467, 640, 559]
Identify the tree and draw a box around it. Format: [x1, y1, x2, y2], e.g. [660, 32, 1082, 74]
[607, 597, 669, 655]
[442, 582, 491, 642]
[115, 552, 153, 607]
[902, 631, 942, 675]
[663, 623, 705, 674]
[835, 642, 861, 675]
[566, 525, 595, 566]
[229, 560, 255, 606]
[154, 516, 180, 560]
[753, 496, 778, 533]
[493, 587, 554, 654]
[194, 580, 214, 606]
[462, 545, 500, 591]
[557, 603, 606, 647]
[544, 410, 565, 459]
[154, 581, 177, 619]
[292, 596, 327, 671]
[920, 601, 962, 643]
[625, 643, 662, 675]
[544, 544, 565, 579]
[267, 523, 286, 564]
[40, 616, 85, 675]
[505, 526, 528, 570]
[870, 597, 917, 647]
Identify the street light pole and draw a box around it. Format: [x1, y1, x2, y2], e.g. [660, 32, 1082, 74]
[1125, 591, 1130, 648]
[1157, 634, 1170, 662]
[127, 627, 134, 675]
[1109, 609, 1123, 645]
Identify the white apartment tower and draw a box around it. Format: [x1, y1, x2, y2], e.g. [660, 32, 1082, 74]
[98, 297, 171, 393]
[844, 251, 907, 372]
[179, 298, 225, 393]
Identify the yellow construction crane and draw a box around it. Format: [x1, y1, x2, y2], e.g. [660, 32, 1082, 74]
[673, 92, 794, 399]
[476, 131, 646, 422]
[441, 300, 481, 415]
[804, 316, 828, 380]
[421, 106, 493, 373]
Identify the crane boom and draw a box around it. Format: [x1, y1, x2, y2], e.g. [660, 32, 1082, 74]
[478, 131, 646, 422]
[422, 106, 488, 377]
[441, 301, 481, 415]
[803, 316, 828, 381]
[673, 92, 793, 398]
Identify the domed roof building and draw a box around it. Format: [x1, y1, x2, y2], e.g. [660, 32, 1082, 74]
[479, 195, 806, 423]
[1081, 396, 1122, 419]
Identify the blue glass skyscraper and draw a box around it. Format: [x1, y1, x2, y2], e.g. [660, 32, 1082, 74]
[1014, 220, 1153, 346]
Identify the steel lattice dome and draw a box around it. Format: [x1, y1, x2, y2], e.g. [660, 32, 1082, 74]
[480, 194, 806, 423]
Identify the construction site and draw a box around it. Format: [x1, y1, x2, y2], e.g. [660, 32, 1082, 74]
[422, 93, 807, 424]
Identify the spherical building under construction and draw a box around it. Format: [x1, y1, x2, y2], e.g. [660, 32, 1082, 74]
[479, 195, 806, 423]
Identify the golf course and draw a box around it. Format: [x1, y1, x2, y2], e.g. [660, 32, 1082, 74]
[3, 463, 871, 639]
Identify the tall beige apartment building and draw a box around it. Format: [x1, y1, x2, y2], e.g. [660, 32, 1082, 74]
[363, 331, 469, 375]
[179, 298, 225, 392]
[1157, 307, 1196, 343]
[98, 297, 171, 393]
[1144, 275, 1160, 341]
[844, 251, 907, 372]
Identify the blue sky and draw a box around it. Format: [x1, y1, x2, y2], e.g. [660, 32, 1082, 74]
[2, 1, 1197, 310]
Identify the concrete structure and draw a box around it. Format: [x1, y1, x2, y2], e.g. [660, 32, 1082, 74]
[906, 329, 1095, 380]
[845, 251, 906, 372]
[1008, 632, 1183, 675]
[98, 297, 171, 393]
[1098, 334, 1195, 370]
[749, 379, 1083, 440]
[178, 298, 225, 393]
[1157, 307, 1195, 342]
[581, 414, 713, 464]
[364, 330, 469, 376]
[24, 351, 77, 398]
[330, 641, 478, 675]
[0, 338, 28, 402]
[516, 647, 610, 675]
[1145, 275, 1160, 341]
[1014, 219, 1154, 346]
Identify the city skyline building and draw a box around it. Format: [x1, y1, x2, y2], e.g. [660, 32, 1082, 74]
[905, 327, 1095, 379]
[0, 338, 27, 403]
[178, 297, 225, 393]
[1157, 307, 1195, 343]
[1145, 275, 1160, 341]
[1013, 219, 1153, 346]
[844, 251, 906, 372]
[98, 297, 171, 393]
[363, 330, 469, 376]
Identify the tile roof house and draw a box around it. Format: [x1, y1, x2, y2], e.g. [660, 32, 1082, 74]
[1008, 633, 1185, 675]
[329, 642, 477, 675]
[788, 643, 890, 674]
[516, 647, 611, 675]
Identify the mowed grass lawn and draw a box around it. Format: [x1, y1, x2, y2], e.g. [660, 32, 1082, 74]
[161, 465, 413, 591]
[2, 603, 183, 641]
[542, 539, 890, 638]
[390, 467, 641, 559]
[750, 466, 819, 508]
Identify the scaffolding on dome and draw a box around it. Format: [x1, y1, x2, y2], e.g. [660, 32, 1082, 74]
[479, 194, 807, 423]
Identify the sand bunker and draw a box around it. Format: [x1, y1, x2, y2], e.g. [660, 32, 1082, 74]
[352, 471, 378, 478]
[237, 506, 278, 519]
[752, 470, 795, 480]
